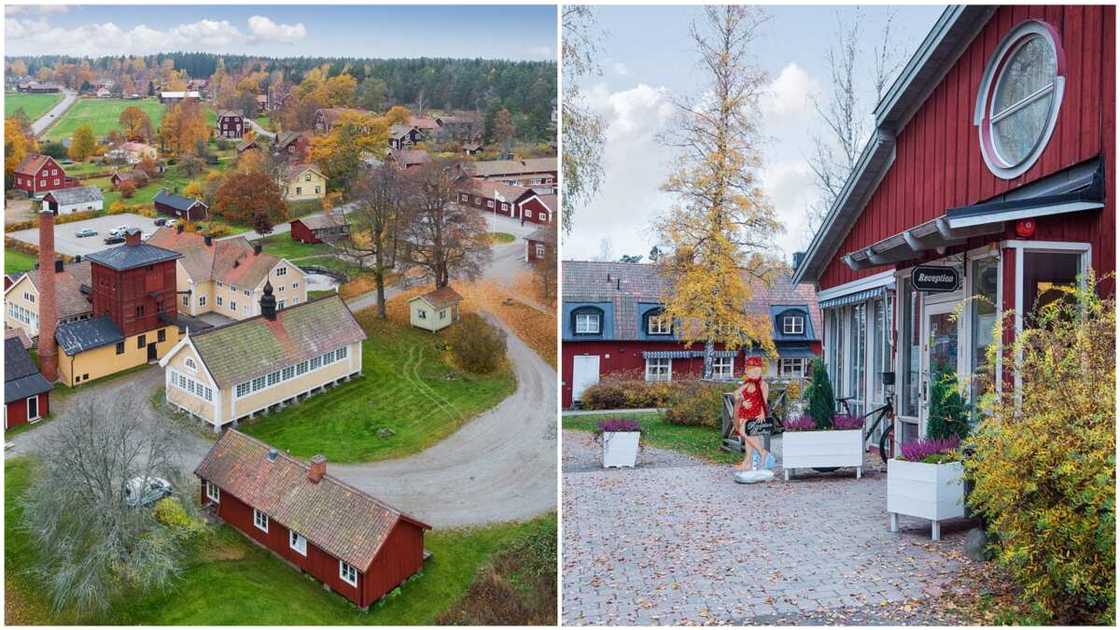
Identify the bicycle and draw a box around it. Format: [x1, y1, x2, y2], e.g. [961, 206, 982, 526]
[836, 375, 896, 465]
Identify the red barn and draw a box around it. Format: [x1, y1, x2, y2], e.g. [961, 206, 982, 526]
[195, 430, 431, 609]
[12, 155, 76, 196]
[216, 111, 245, 139]
[290, 211, 350, 244]
[519, 193, 555, 225]
[153, 190, 209, 222]
[561, 261, 822, 408]
[525, 225, 554, 263]
[456, 182, 554, 224]
[4, 337, 52, 430]
[792, 6, 1115, 448]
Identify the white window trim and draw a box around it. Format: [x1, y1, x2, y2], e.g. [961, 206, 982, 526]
[574, 311, 601, 334]
[645, 357, 672, 382]
[289, 530, 307, 556]
[339, 560, 358, 587]
[205, 480, 220, 503]
[782, 315, 804, 335]
[253, 508, 269, 533]
[712, 356, 734, 380]
[233, 345, 349, 400]
[26, 395, 40, 421]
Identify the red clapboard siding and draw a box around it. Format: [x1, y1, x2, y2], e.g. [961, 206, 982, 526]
[819, 6, 1113, 291]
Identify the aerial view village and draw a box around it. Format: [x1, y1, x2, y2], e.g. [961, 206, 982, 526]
[3, 4, 557, 625]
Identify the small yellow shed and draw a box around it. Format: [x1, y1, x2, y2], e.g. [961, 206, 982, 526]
[408, 287, 463, 332]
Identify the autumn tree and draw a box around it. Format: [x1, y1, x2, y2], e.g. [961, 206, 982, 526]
[399, 160, 491, 288]
[655, 6, 783, 379]
[157, 99, 208, 156]
[4, 114, 37, 188]
[212, 170, 287, 230]
[136, 154, 162, 179]
[385, 105, 411, 125]
[68, 124, 97, 161]
[561, 5, 605, 234]
[356, 77, 388, 111]
[119, 106, 153, 142]
[341, 165, 406, 318]
[308, 111, 388, 193]
[533, 223, 558, 304]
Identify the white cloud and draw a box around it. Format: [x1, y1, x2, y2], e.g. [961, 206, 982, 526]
[5, 5, 68, 17]
[247, 15, 306, 44]
[760, 63, 820, 125]
[611, 61, 629, 77]
[759, 159, 818, 258]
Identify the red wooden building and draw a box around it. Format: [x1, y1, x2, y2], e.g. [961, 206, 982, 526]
[290, 211, 350, 244]
[4, 337, 51, 430]
[216, 111, 245, 139]
[457, 182, 555, 225]
[85, 229, 180, 339]
[153, 190, 209, 222]
[195, 430, 431, 609]
[561, 261, 822, 408]
[792, 5, 1115, 448]
[12, 155, 77, 196]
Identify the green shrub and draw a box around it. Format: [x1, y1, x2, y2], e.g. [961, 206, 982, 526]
[965, 276, 1114, 625]
[153, 497, 206, 538]
[447, 313, 507, 374]
[805, 358, 834, 429]
[579, 373, 677, 410]
[926, 369, 969, 440]
[663, 381, 732, 428]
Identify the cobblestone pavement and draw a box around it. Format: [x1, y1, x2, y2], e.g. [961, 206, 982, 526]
[562, 430, 978, 625]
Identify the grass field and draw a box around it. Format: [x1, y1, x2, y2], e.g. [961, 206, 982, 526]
[258, 234, 334, 260]
[4, 457, 555, 625]
[239, 311, 516, 463]
[5, 92, 62, 121]
[488, 232, 516, 244]
[563, 411, 740, 464]
[42, 97, 166, 142]
[4, 248, 36, 274]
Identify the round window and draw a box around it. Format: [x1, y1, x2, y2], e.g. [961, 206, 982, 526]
[975, 20, 1065, 179]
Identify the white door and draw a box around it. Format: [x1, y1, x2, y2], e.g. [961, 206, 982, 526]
[919, 299, 962, 436]
[571, 355, 601, 404]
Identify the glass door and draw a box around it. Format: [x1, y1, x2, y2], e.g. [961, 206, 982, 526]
[920, 300, 961, 436]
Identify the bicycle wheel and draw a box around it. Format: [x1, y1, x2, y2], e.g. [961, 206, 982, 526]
[878, 423, 893, 465]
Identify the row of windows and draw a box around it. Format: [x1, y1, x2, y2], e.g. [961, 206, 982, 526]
[7, 302, 37, 327]
[643, 357, 807, 382]
[572, 307, 807, 338]
[115, 329, 167, 354]
[233, 345, 349, 399]
[206, 484, 358, 587]
[169, 368, 214, 402]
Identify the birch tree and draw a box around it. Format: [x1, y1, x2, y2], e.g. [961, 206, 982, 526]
[560, 5, 605, 235]
[342, 165, 405, 319]
[655, 6, 783, 379]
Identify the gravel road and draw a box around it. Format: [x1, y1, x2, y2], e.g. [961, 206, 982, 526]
[30, 89, 77, 136]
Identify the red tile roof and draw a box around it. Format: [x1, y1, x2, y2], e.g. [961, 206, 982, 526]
[411, 286, 463, 309]
[147, 228, 282, 289]
[195, 430, 429, 571]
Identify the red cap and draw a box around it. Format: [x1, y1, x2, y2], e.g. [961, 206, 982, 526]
[745, 356, 764, 368]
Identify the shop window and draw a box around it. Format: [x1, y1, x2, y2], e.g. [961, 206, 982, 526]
[847, 303, 866, 417]
[970, 257, 999, 402]
[712, 356, 734, 380]
[645, 357, 672, 382]
[1022, 250, 1081, 319]
[900, 277, 921, 419]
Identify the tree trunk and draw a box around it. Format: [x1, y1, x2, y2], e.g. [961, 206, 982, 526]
[703, 340, 715, 380]
[374, 245, 386, 319]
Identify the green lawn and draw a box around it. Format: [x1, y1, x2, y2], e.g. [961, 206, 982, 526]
[4, 457, 555, 625]
[488, 232, 516, 244]
[5, 92, 62, 120]
[259, 233, 334, 260]
[42, 97, 167, 142]
[563, 411, 740, 464]
[240, 313, 516, 463]
[4, 248, 36, 274]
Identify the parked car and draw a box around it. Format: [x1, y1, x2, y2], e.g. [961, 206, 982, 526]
[165, 219, 178, 227]
[154, 218, 167, 226]
[103, 235, 125, 245]
[74, 228, 97, 238]
[124, 476, 172, 508]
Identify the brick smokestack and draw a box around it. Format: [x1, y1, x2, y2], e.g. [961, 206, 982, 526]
[37, 209, 58, 381]
[125, 227, 141, 246]
[308, 454, 326, 483]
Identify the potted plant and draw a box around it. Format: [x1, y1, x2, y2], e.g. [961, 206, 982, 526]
[595, 418, 641, 468]
[886, 436, 964, 541]
[782, 359, 864, 480]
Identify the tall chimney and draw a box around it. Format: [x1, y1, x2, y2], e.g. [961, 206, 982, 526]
[125, 227, 141, 246]
[260, 281, 277, 321]
[308, 454, 326, 483]
[37, 209, 58, 381]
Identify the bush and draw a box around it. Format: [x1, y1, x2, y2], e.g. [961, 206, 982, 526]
[663, 380, 730, 428]
[118, 180, 138, 198]
[447, 313, 507, 374]
[927, 369, 969, 440]
[965, 277, 1114, 625]
[805, 358, 835, 430]
[579, 373, 677, 410]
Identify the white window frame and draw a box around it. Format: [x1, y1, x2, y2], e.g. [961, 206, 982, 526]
[645, 357, 672, 382]
[26, 395, 40, 421]
[646, 312, 671, 335]
[339, 560, 359, 587]
[782, 315, 804, 335]
[574, 311, 600, 334]
[289, 530, 307, 556]
[253, 508, 269, 533]
[205, 480, 220, 503]
[712, 356, 734, 380]
[779, 358, 806, 379]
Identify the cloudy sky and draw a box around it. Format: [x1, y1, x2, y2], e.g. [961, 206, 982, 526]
[4, 4, 557, 60]
[565, 4, 944, 263]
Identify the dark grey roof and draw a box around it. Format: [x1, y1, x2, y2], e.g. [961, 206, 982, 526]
[85, 241, 181, 271]
[44, 186, 102, 205]
[153, 190, 207, 212]
[55, 315, 125, 355]
[5, 337, 52, 403]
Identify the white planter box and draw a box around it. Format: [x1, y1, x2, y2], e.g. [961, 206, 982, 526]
[887, 458, 966, 541]
[782, 429, 863, 480]
[602, 431, 640, 468]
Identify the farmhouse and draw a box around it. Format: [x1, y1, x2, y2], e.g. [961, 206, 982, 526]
[12, 154, 77, 196]
[460, 157, 557, 191]
[110, 170, 148, 189]
[434, 111, 483, 143]
[457, 181, 555, 224]
[388, 123, 423, 149]
[793, 5, 1114, 448]
[273, 130, 312, 162]
[385, 148, 431, 170]
[408, 287, 463, 332]
[5, 337, 52, 430]
[255, 94, 268, 113]
[113, 141, 158, 164]
[54, 229, 183, 387]
[313, 107, 370, 134]
[236, 137, 266, 155]
[154, 189, 209, 221]
[159, 90, 201, 104]
[561, 261, 822, 408]
[520, 193, 555, 225]
[290, 210, 350, 244]
[16, 81, 60, 93]
[42, 186, 103, 215]
[159, 291, 366, 429]
[4, 260, 93, 340]
[525, 225, 554, 263]
[147, 226, 307, 319]
[216, 110, 245, 139]
[279, 164, 327, 202]
[195, 430, 430, 608]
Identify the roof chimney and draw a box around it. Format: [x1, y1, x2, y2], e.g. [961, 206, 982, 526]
[54, 260, 63, 273]
[204, 235, 213, 247]
[308, 454, 326, 483]
[125, 227, 141, 246]
[260, 281, 277, 321]
[37, 209, 58, 382]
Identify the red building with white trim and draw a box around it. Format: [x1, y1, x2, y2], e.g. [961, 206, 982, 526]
[12, 155, 77, 196]
[792, 5, 1114, 448]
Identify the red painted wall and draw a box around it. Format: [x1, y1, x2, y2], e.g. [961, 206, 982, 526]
[4, 393, 49, 430]
[520, 197, 552, 225]
[819, 5, 1115, 295]
[14, 157, 68, 195]
[290, 220, 322, 244]
[91, 258, 178, 338]
[363, 521, 425, 605]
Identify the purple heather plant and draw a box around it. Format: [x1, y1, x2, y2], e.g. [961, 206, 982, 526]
[832, 414, 864, 431]
[899, 436, 961, 462]
[783, 415, 817, 431]
[596, 418, 641, 434]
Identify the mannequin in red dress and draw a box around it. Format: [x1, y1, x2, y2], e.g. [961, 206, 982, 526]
[733, 356, 771, 470]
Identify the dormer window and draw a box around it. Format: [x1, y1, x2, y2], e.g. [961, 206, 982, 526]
[783, 315, 804, 335]
[645, 308, 672, 335]
[573, 307, 603, 335]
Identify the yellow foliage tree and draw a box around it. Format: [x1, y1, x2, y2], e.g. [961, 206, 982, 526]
[4, 116, 36, 184]
[385, 105, 411, 125]
[655, 6, 783, 378]
[68, 124, 97, 161]
[158, 100, 209, 156]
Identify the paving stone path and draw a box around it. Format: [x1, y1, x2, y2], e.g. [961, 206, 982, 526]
[562, 430, 978, 625]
